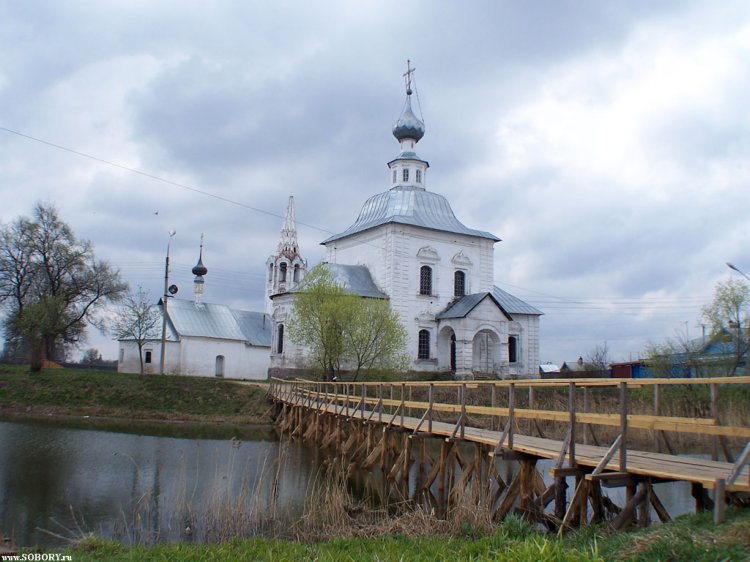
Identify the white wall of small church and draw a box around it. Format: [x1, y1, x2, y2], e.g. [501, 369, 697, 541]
[118, 338, 269, 380]
[118, 340, 180, 375]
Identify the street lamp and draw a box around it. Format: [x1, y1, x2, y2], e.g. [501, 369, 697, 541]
[727, 262, 750, 282]
[160, 230, 176, 375]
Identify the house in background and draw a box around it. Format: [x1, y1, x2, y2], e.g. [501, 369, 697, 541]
[118, 249, 272, 380]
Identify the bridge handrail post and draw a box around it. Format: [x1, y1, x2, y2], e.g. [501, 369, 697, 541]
[460, 383, 467, 439]
[334, 384, 339, 415]
[491, 384, 497, 432]
[428, 383, 434, 433]
[508, 382, 514, 448]
[619, 381, 627, 472]
[568, 382, 575, 466]
[345, 384, 350, 418]
[378, 384, 383, 423]
[361, 383, 366, 418]
[400, 383, 406, 428]
[710, 383, 719, 461]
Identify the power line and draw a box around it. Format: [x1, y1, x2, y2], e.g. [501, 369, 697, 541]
[0, 125, 334, 235]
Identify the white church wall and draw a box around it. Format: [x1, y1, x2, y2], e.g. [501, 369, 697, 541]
[117, 340, 181, 375]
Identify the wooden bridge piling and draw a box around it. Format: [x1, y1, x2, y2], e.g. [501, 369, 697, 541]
[267, 376, 750, 530]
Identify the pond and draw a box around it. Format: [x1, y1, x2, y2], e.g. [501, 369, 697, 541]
[0, 418, 697, 547]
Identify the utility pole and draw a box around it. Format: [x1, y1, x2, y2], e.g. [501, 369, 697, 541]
[160, 231, 176, 375]
[726, 262, 750, 376]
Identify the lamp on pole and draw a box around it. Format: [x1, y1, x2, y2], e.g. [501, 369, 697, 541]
[160, 230, 176, 375]
[727, 262, 750, 282]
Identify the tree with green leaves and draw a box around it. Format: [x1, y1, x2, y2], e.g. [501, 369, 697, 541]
[112, 287, 161, 375]
[287, 264, 407, 380]
[0, 203, 127, 371]
[701, 277, 749, 376]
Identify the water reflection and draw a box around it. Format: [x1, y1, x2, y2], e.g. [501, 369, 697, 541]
[0, 419, 697, 548]
[0, 419, 306, 547]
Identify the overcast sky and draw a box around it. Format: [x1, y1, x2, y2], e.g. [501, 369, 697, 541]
[1, 1, 749, 363]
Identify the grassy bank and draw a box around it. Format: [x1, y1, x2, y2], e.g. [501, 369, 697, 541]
[55, 508, 750, 561]
[0, 365, 270, 424]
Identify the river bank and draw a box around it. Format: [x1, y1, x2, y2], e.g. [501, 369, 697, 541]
[0, 365, 271, 424]
[48, 508, 750, 561]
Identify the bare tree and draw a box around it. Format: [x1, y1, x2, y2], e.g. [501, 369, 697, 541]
[112, 287, 161, 375]
[585, 342, 610, 377]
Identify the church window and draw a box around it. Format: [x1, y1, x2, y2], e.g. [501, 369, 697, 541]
[419, 266, 432, 295]
[403, 168, 409, 182]
[215, 355, 225, 377]
[418, 330, 430, 359]
[293, 264, 300, 283]
[454, 270, 465, 297]
[416, 169, 422, 183]
[393, 169, 397, 183]
[144, 350, 152, 364]
[279, 262, 287, 283]
[277, 324, 285, 354]
[268, 264, 273, 282]
[508, 336, 518, 364]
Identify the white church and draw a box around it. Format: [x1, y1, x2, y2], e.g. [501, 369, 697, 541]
[267, 69, 542, 379]
[119, 67, 542, 380]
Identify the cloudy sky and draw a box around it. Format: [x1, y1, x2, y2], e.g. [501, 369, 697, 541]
[1, 1, 749, 363]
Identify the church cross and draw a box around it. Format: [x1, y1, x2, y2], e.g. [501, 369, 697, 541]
[403, 59, 415, 91]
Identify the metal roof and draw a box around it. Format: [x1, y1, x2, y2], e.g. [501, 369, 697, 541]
[322, 186, 500, 244]
[437, 287, 543, 320]
[491, 286, 544, 316]
[324, 263, 387, 298]
[166, 299, 272, 346]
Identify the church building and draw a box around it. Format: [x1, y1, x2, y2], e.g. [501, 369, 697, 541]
[269, 66, 542, 378]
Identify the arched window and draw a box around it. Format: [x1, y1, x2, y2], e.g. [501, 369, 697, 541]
[268, 263, 274, 282]
[392, 169, 397, 183]
[279, 262, 287, 282]
[402, 168, 409, 182]
[416, 169, 422, 183]
[293, 264, 300, 283]
[508, 336, 518, 364]
[419, 266, 432, 295]
[418, 329, 430, 360]
[277, 324, 285, 354]
[215, 355, 225, 377]
[454, 270, 466, 297]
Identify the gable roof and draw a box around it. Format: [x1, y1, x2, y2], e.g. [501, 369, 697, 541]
[491, 286, 543, 315]
[166, 299, 272, 346]
[436, 292, 513, 320]
[437, 287, 543, 321]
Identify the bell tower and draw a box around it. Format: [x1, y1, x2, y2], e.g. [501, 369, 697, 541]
[265, 196, 306, 315]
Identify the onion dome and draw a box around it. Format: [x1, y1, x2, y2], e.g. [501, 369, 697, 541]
[392, 94, 425, 143]
[192, 255, 207, 277]
[192, 239, 207, 276]
[192, 257, 207, 277]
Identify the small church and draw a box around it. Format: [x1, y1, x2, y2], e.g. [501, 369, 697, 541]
[268, 65, 542, 379]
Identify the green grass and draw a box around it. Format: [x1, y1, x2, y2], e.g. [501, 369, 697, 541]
[0, 364, 270, 423]
[57, 509, 750, 561]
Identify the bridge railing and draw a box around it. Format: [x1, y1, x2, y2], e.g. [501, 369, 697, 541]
[268, 376, 750, 486]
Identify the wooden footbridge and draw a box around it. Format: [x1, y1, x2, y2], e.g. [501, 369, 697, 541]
[268, 376, 750, 531]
